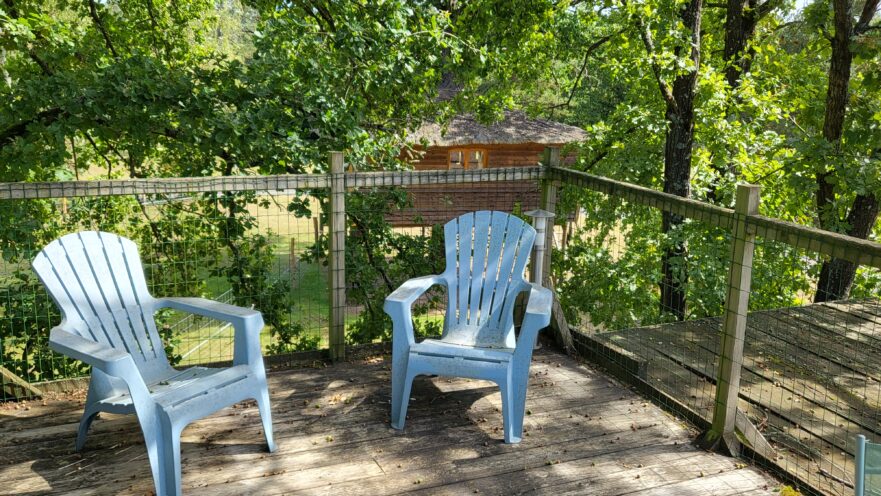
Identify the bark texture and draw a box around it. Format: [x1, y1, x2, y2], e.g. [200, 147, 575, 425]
[657, 0, 703, 320]
[814, 0, 881, 302]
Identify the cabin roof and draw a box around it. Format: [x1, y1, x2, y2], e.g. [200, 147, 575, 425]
[409, 110, 588, 147]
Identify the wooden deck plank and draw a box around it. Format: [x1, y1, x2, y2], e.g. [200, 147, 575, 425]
[0, 349, 779, 496]
[602, 313, 878, 453]
[1, 370, 613, 487]
[405, 444, 745, 496]
[584, 300, 881, 496]
[599, 319, 858, 491]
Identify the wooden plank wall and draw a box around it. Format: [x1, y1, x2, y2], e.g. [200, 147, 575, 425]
[383, 181, 541, 227]
[407, 144, 550, 169]
[390, 143, 569, 226]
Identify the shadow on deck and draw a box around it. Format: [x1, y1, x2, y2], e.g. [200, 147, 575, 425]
[580, 299, 881, 496]
[0, 349, 777, 495]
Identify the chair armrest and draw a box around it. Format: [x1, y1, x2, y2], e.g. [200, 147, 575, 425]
[523, 284, 552, 329]
[385, 275, 446, 308]
[515, 284, 553, 358]
[155, 297, 262, 325]
[50, 327, 137, 378]
[384, 275, 446, 347]
[155, 297, 265, 367]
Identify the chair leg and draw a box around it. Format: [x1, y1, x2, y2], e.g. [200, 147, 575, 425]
[511, 365, 531, 443]
[501, 366, 529, 444]
[75, 407, 100, 452]
[136, 412, 167, 496]
[159, 415, 183, 496]
[391, 365, 415, 431]
[499, 378, 519, 444]
[75, 381, 105, 451]
[256, 386, 276, 453]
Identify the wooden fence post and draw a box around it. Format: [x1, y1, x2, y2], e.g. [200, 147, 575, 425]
[537, 147, 574, 354]
[328, 152, 346, 361]
[702, 183, 772, 457]
[539, 147, 560, 284]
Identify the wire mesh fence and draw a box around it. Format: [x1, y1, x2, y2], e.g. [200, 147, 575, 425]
[553, 174, 735, 428]
[0, 182, 330, 399]
[1, 154, 880, 496]
[551, 166, 881, 495]
[738, 242, 881, 496]
[0, 166, 544, 401]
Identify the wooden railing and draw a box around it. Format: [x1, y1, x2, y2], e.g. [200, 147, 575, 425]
[2, 150, 879, 473]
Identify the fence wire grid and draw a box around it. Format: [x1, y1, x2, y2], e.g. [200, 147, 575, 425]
[552, 167, 881, 496]
[2, 159, 880, 496]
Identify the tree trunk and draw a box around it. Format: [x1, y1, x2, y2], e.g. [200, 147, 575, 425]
[660, 105, 694, 319]
[815, 194, 880, 301]
[723, 0, 759, 89]
[707, 0, 768, 203]
[812, 0, 879, 302]
[659, 0, 702, 320]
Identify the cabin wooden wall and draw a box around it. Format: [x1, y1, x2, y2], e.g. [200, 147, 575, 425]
[383, 181, 541, 227]
[387, 143, 570, 227]
[407, 143, 549, 169]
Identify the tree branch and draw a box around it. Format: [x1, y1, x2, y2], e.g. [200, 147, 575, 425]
[144, 0, 172, 58]
[0, 108, 64, 145]
[348, 212, 395, 292]
[306, 0, 336, 32]
[630, 9, 677, 110]
[855, 0, 880, 35]
[3, 0, 55, 75]
[558, 30, 623, 108]
[580, 125, 638, 171]
[753, 0, 783, 20]
[88, 0, 119, 58]
[83, 131, 114, 179]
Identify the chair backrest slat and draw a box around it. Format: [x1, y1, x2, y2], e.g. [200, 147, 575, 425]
[454, 212, 475, 325]
[33, 231, 171, 375]
[467, 211, 492, 326]
[91, 233, 163, 361]
[476, 212, 511, 327]
[33, 247, 101, 342]
[486, 216, 530, 328]
[38, 234, 130, 352]
[442, 211, 535, 348]
[79, 232, 154, 361]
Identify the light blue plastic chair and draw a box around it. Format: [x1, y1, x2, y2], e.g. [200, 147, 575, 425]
[856, 434, 881, 495]
[384, 211, 552, 443]
[32, 231, 275, 496]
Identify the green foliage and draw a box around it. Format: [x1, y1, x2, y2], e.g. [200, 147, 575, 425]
[0, 269, 86, 382]
[0, 0, 481, 378]
[1, 0, 879, 386]
[332, 188, 446, 344]
[216, 230, 312, 353]
[540, 0, 879, 329]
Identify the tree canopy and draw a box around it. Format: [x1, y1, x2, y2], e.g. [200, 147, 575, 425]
[0, 0, 879, 374]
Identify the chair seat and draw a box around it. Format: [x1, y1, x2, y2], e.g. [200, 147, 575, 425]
[437, 323, 516, 349]
[412, 338, 514, 363]
[98, 365, 254, 411]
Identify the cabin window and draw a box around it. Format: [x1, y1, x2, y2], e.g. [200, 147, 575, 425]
[448, 148, 487, 169]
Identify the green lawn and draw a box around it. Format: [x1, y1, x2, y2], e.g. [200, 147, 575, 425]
[170, 202, 332, 364]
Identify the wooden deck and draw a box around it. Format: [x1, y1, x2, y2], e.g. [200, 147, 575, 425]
[582, 299, 881, 496]
[0, 349, 778, 495]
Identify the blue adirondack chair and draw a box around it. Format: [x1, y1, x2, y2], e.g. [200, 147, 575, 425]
[384, 211, 553, 443]
[856, 434, 881, 495]
[32, 231, 275, 496]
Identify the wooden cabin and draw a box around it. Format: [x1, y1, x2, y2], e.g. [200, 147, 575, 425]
[389, 111, 587, 226]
